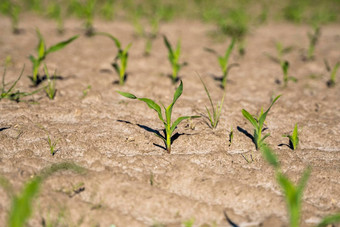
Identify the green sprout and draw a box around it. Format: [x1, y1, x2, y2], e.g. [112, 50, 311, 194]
[281, 61, 297, 87]
[47, 135, 58, 155]
[43, 65, 57, 100]
[81, 85, 92, 98]
[47, 2, 64, 34]
[96, 32, 132, 85]
[117, 81, 200, 153]
[205, 38, 236, 89]
[163, 35, 186, 83]
[29, 30, 78, 86]
[283, 123, 299, 150]
[0, 162, 85, 227]
[198, 74, 225, 129]
[1, 67, 42, 102]
[317, 213, 340, 227]
[242, 95, 281, 150]
[325, 60, 340, 88]
[306, 25, 320, 60]
[83, 0, 96, 36]
[260, 144, 310, 227]
[229, 126, 233, 147]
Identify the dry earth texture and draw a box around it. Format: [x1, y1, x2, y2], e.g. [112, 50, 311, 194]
[0, 14, 339, 227]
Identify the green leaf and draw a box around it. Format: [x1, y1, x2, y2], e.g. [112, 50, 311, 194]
[36, 30, 45, 59]
[123, 43, 132, 55]
[96, 32, 121, 49]
[163, 35, 174, 58]
[138, 98, 164, 123]
[292, 123, 299, 150]
[45, 35, 79, 55]
[258, 95, 281, 128]
[170, 116, 200, 134]
[296, 167, 311, 200]
[224, 38, 235, 60]
[260, 144, 279, 168]
[242, 109, 258, 129]
[116, 91, 137, 99]
[168, 80, 183, 114]
[317, 213, 340, 227]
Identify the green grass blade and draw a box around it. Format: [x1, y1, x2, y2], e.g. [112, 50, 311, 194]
[242, 109, 258, 129]
[163, 35, 174, 58]
[116, 91, 137, 99]
[317, 213, 340, 227]
[260, 144, 279, 168]
[7, 66, 24, 94]
[292, 123, 299, 149]
[45, 35, 79, 55]
[225, 38, 235, 59]
[297, 167, 311, 199]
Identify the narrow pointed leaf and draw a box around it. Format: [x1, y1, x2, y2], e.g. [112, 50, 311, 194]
[46, 35, 79, 55]
[260, 144, 279, 168]
[242, 109, 258, 129]
[163, 35, 174, 57]
[258, 95, 281, 128]
[116, 91, 137, 99]
[138, 98, 164, 123]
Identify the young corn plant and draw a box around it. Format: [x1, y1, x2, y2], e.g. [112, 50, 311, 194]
[198, 74, 225, 129]
[83, 0, 96, 36]
[281, 61, 297, 87]
[260, 144, 310, 227]
[96, 32, 132, 85]
[283, 123, 299, 150]
[0, 162, 85, 227]
[29, 30, 78, 86]
[242, 95, 281, 150]
[47, 2, 64, 34]
[163, 35, 186, 83]
[43, 65, 57, 100]
[325, 60, 340, 88]
[117, 80, 199, 153]
[306, 25, 320, 60]
[205, 38, 236, 89]
[47, 135, 58, 155]
[1, 67, 42, 102]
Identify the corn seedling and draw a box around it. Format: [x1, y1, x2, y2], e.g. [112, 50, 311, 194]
[198, 74, 225, 129]
[205, 38, 236, 89]
[283, 123, 299, 150]
[83, 0, 96, 36]
[0, 162, 85, 227]
[43, 65, 57, 100]
[47, 135, 58, 155]
[260, 144, 310, 227]
[306, 25, 320, 60]
[1, 67, 42, 102]
[29, 30, 78, 86]
[117, 81, 200, 153]
[96, 32, 132, 85]
[281, 61, 297, 87]
[100, 0, 114, 21]
[325, 60, 340, 88]
[0, 0, 20, 34]
[163, 35, 186, 83]
[242, 95, 281, 150]
[47, 2, 64, 34]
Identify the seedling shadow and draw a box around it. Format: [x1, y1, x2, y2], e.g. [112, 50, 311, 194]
[29, 74, 67, 87]
[223, 210, 239, 227]
[278, 140, 294, 150]
[237, 126, 254, 143]
[112, 73, 128, 85]
[166, 74, 181, 83]
[0, 127, 10, 132]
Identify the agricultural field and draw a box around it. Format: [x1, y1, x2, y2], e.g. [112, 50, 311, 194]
[0, 0, 340, 226]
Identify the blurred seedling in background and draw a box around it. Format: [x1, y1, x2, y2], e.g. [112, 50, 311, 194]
[281, 61, 297, 87]
[144, 17, 160, 56]
[283, 123, 299, 150]
[324, 60, 340, 88]
[198, 74, 225, 129]
[82, 0, 96, 36]
[163, 35, 187, 83]
[205, 38, 237, 89]
[43, 65, 57, 100]
[0, 0, 21, 34]
[183, 218, 195, 227]
[306, 25, 320, 61]
[242, 95, 281, 150]
[117, 81, 200, 153]
[47, 135, 59, 155]
[0, 162, 85, 227]
[100, 0, 114, 21]
[29, 30, 78, 86]
[1, 67, 42, 102]
[96, 32, 132, 85]
[47, 2, 64, 34]
[81, 85, 92, 98]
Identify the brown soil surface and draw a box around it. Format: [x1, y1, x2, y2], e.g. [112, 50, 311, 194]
[0, 14, 340, 227]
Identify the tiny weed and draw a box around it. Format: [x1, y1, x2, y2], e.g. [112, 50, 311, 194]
[82, 85, 92, 98]
[242, 95, 281, 150]
[198, 74, 225, 129]
[325, 60, 340, 88]
[283, 123, 299, 150]
[117, 81, 200, 153]
[306, 25, 320, 60]
[29, 30, 78, 86]
[43, 65, 57, 100]
[163, 35, 186, 83]
[83, 0, 96, 36]
[47, 135, 58, 155]
[1, 67, 42, 102]
[97, 32, 132, 85]
[204, 38, 236, 89]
